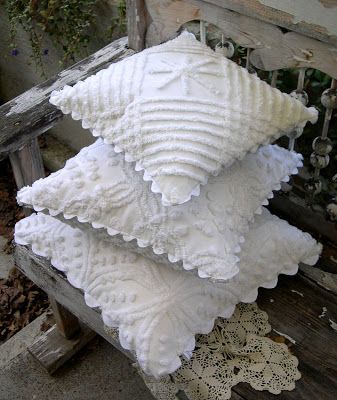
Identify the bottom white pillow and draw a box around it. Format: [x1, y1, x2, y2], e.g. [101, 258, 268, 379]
[14, 209, 321, 377]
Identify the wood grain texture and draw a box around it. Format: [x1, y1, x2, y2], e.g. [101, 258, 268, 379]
[250, 31, 337, 79]
[193, 0, 337, 45]
[9, 136, 83, 343]
[126, 0, 148, 51]
[0, 37, 134, 157]
[300, 264, 337, 296]
[9, 137, 45, 217]
[145, 0, 337, 79]
[234, 273, 337, 399]
[8, 138, 44, 190]
[28, 323, 95, 374]
[145, 0, 282, 48]
[48, 297, 80, 339]
[269, 192, 337, 274]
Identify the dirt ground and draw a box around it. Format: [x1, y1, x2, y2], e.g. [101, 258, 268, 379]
[0, 158, 49, 344]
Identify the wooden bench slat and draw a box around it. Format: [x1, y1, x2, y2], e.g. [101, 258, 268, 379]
[179, 0, 337, 46]
[233, 273, 337, 399]
[28, 323, 96, 374]
[0, 37, 134, 158]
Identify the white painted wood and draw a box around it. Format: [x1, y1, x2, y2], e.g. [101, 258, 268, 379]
[258, 0, 337, 39]
[250, 31, 337, 79]
[28, 323, 96, 374]
[0, 37, 134, 157]
[192, 0, 337, 45]
[145, 0, 283, 48]
[144, 0, 337, 79]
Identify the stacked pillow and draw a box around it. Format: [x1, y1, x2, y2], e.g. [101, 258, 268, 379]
[17, 140, 304, 281]
[49, 31, 317, 206]
[15, 32, 321, 377]
[15, 210, 320, 377]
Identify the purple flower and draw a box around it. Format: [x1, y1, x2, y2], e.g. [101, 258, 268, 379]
[11, 48, 19, 56]
[43, 48, 49, 55]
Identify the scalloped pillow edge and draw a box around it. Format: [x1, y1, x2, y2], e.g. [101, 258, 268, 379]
[14, 211, 321, 376]
[17, 155, 302, 281]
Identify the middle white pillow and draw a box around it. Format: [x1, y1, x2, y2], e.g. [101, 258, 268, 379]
[17, 140, 302, 281]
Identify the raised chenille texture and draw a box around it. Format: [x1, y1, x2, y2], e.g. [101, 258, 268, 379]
[17, 140, 303, 281]
[50, 32, 318, 206]
[14, 210, 321, 377]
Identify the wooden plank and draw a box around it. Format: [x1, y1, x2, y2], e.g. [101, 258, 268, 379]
[250, 31, 337, 79]
[195, 0, 337, 45]
[126, 0, 148, 51]
[269, 193, 337, 245]
[145, 0, 283, 48]
[0, 37, 134, 158]
[48, 297, 80, 339]
[144, 0, 337, 79]
[300, 264, 337, 296]
[233, 273, 337, 400]
[269, 192, 337, 274]
[28, 323, 95, 374]
[9, 137, 45, 218]
[9, 138, 44, 190]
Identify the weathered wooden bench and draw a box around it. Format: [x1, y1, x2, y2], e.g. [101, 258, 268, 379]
[1, 1, 337, 398]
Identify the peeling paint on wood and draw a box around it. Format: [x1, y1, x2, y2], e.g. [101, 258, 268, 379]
[145, 1, 337, 79]
[291, 289, 304, 297]
[126, 0, 147, 51]
[319, 306, 328, 318]
[319, 0, 337, 8]
[0, 37, 134, 158]
[300, 264, 337, 296]
[258, 0, 337, 38]
[202, 0, 337, 44]
[273, 329, 297, 344]
[329, 319, 337, 331]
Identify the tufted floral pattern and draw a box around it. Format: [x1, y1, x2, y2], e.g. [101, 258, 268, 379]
[17, 140, 304, 281]
[49, 32, 318, 206]
[15, 210, 320, 377]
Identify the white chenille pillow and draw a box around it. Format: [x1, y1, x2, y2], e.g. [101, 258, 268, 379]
[17, 140, 304, 282]
[50, 32, 317, 206]
[14, 210, 321, 377]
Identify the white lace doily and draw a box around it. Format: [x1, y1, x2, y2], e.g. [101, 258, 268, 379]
[137, 303, 301, 400]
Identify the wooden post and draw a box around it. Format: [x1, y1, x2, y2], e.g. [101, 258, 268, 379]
[9, 138, 45, 191]
[126, 0, 147, 51]
[9, 138, 44, 217]
[9, 137, 87, 353]
[48, 297, 81, 339]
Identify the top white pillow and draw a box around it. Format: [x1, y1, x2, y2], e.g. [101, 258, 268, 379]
[50, 32, 317, 206]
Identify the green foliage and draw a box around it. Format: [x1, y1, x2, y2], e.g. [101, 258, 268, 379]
[107, 0, 126, 38]
[5, 0, 97, 71]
